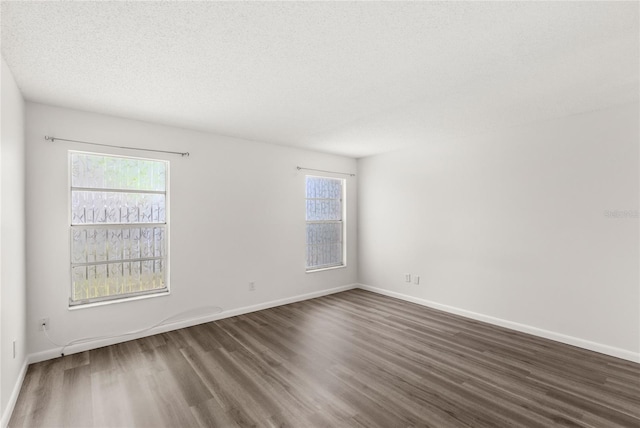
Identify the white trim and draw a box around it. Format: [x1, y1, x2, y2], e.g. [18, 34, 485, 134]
[306, 264, 346, 273]
[68, 288, 170, 310]
[20, 279, 636, 417]
[357, 284, 640, 363]
[28, 283, 358, 364]
[1, 360, 28, 428]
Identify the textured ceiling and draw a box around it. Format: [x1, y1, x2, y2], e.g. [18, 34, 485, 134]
[1, 1, 638, 158]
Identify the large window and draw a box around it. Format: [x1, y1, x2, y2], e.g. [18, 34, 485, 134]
[305, 176, 345, 271]
[70, 152, 168, 306]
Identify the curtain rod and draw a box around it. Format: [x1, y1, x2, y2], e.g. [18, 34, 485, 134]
[297, 166, 355, 177]
[45, 136, 190, 157]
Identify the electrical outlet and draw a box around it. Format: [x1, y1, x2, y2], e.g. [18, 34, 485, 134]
[38, 318, 50, 331]
[413, 276, 420, 285]
[249, 281, 256, 291]
[404, 273, 411, 283]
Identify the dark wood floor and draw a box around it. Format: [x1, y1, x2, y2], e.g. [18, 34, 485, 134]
[10, 289, 640, 427]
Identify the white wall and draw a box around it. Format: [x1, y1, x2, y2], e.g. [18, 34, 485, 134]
[26, 102, 357, 357]
[358, 103, 639, 360]
[0, 58, 27, 421]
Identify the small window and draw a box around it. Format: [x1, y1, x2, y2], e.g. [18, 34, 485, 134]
[305, 176, 345, 271]
[69, 152, 169, 306]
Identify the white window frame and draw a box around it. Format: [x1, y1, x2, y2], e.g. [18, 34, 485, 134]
[305, 175, 346, 272]
[68, 151, 170, 307]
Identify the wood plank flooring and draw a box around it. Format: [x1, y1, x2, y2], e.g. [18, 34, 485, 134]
[9, 289, 640, 427]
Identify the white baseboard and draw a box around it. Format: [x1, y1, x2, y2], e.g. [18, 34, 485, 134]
[18, 279, 637, 418]
[1, 359, 28, 428]
[357, 284, 640, 363]
[28, 283, 358, 364]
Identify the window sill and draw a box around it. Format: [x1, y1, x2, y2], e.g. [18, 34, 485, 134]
[306, 265, 346, 273]
[68, 290, 170, 310]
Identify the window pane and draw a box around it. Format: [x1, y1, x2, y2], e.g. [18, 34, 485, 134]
[71, 191, 166, 224]
[305, 177, 342, 199]
[306, 223, 342, 246]
[71, 260, 166, 302]
[306, 222, 343, 268]
[306, 199, 342, 221]
[71, 153, 166, 191]
[71, 227, 166, 264]
[306, 243, 343, 269]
